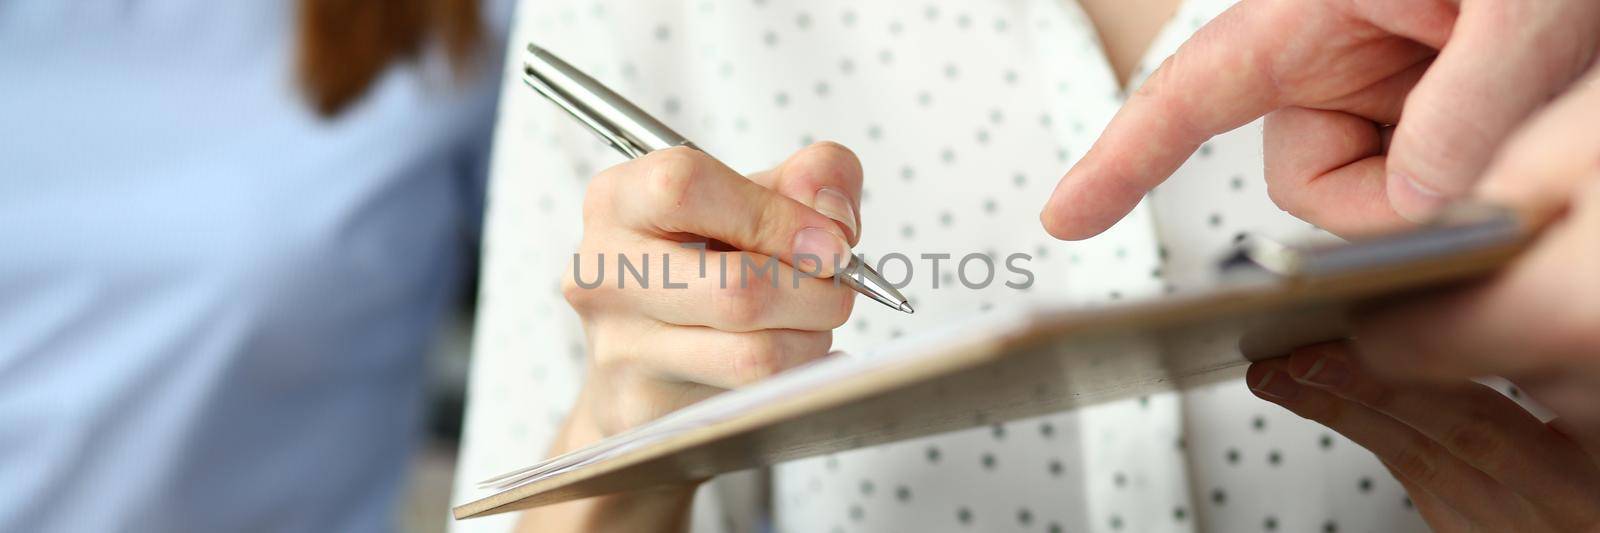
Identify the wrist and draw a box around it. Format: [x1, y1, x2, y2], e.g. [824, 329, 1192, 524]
[551, 390, 606, 457]
[515, 388, 703, 533]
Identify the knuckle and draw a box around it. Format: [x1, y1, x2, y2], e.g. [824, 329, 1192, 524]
[747, 200, 794, 251]
[803, 141, 864, 187]
[821, 287, 855, 330]
[1443, 416, 1509, 470]
[712, 274, 772, 330]
[561, 271, 594, 310]
[799, 330, 834, 361]
[1388, 435, 1443, 486]
[732, 334, 785, 383]
[562, 244, 613, 312]
[642, 148, 707, 218]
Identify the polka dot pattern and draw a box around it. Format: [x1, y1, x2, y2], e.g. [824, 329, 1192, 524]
[451, 1, 1430, 533]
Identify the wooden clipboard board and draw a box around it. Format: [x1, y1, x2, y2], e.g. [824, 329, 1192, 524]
[454, 207, 1527, 520]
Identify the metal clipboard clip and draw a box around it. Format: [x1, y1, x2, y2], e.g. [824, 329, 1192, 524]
[1218, 204, 1527, 284]
[1214, 204, 1529, 359]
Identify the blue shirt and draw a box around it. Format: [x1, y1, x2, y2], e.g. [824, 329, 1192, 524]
[0, 2, 505, 531]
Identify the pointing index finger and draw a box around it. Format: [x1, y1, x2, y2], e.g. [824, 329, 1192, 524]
[1041, 4, 1293, 240]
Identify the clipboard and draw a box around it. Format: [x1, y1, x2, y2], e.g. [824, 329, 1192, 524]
[454, 206, 1527, 520]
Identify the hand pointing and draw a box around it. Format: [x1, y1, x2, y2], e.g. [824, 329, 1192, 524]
[1041, 0, 1600, 240]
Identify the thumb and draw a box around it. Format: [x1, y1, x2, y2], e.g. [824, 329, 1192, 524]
[1385, 0, 1600, 221]
[1474, 69, 1600, 227]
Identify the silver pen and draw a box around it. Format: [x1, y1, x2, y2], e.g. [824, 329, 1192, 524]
[520, 43, 914, 314]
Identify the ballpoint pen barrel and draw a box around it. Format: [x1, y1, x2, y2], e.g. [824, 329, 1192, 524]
[521, 42, 914, 314]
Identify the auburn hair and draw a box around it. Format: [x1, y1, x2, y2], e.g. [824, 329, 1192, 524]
[295, 0, 484, 117]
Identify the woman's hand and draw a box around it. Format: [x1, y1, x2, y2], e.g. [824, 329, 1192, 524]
[563, 142, 863, 439]
[520, 143, 864, 532]
[1249, 343, 1600, 532]
[1041, 0, 1600, 238]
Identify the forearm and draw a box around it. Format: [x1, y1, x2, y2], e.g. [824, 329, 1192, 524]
[514, 395, 700, 533]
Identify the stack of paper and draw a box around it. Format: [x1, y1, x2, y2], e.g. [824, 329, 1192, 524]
[475, 307, 1035, 492]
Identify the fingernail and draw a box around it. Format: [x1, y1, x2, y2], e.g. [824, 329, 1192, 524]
[1251, 369, 1301, 401]
[1398, 170, 1444, 197]
[812, 187, 858, 241]
[1297, 353, 1350, 388]
[791, 227, 850, 276]
[1390, 171, 1446, 221]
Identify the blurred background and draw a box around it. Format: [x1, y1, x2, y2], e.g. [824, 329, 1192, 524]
[0, 2, 509, 532]
[402, 274, 477, 533]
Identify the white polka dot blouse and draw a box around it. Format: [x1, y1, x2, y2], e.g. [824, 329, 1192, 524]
[450, 1, 1431, 532]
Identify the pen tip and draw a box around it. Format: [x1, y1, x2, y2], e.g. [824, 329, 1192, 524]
[898, 302, 915, 314]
